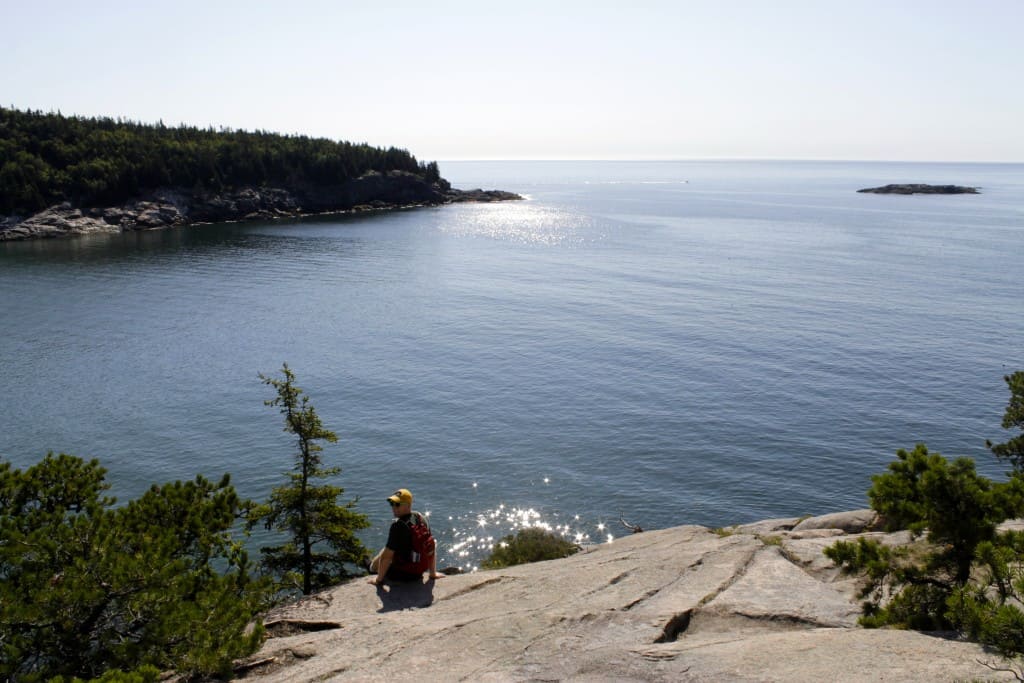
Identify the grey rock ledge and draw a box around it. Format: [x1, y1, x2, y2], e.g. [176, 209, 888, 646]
[233, 509, 1019, 682]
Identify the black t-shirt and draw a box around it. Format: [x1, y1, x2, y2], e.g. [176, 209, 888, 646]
[386, 514, 414, 557]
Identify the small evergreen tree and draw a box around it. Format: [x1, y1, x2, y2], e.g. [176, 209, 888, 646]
[949, 531, 1024, 665]
[988, 371, 1024, 473]
[0, 453, 270, 681]
[250, 364, 370, 594]
[826, 372, 1024, 669]
[826, 444, 1023, 629]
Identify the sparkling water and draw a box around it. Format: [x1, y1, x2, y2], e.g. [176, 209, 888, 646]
[2, 160, 1021, 570]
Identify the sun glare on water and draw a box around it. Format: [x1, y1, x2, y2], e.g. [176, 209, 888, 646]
[439, 202, 595, 246]
[435, 480, 615, 573]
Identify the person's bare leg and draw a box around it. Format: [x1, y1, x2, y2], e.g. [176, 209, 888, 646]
[369, 548, 384, 573]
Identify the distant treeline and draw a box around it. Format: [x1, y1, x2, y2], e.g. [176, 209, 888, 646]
[0, 107, 441, 215]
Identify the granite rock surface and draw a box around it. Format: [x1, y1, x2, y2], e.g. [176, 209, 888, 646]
[235, 510, 1015, 682]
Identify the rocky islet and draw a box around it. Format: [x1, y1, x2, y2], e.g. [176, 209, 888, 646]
[857, 183, 979, 194]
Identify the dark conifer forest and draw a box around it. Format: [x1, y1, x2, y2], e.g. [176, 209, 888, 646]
[0, 107, 441, 215]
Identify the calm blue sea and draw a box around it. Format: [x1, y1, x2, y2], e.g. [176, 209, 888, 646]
[2, 160, 1022, 569]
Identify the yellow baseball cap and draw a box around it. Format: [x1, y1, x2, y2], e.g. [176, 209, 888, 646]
[387, 488, 413, 505]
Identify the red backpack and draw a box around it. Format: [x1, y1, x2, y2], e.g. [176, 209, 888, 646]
[393, 511, 436, 575]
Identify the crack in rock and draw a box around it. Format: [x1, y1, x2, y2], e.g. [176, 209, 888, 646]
[649, 544, 760, 643]
[234, 644, 319, 679]
[263, 619, 342, 637]
[609, 571, 630, 585]
[436, 576, 508, 602]
[621, 556, 708, 612]
[623, 588, 661, 611]
[654, 609, 693, 643]
[732, 611, 843, 629]
[458, 629, 562, 681]
[697, 544, 760, 608]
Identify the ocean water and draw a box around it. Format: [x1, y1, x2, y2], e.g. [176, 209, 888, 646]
[2, 160, 1022, 569]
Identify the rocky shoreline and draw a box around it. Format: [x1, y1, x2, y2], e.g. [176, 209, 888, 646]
[230, 510, 1019, 682]
[0, 171, 523, 241]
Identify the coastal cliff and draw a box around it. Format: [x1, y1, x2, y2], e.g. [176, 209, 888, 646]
[235, 510, 1016, 682]
[0, 107, 524, 241]
[0, 171, 522, 241]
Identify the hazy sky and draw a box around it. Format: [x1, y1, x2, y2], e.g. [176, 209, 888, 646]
[3, 1, 1022, 162]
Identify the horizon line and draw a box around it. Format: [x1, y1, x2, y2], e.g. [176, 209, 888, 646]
[436, 157, 1024, 165]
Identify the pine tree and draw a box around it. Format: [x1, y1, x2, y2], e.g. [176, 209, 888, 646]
[988, 371, 1024, 473]
[250, 364, 370, 594]
[0, 453, 270, 680]
[825, 372, 1024, 654]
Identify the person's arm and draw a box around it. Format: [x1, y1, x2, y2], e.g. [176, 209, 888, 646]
[428, 546, 442, 580]
[370, 548, 394, 586]
[370, 522, 402, 586]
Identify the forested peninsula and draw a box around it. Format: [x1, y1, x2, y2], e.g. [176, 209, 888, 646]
[0, 108, 520, 240]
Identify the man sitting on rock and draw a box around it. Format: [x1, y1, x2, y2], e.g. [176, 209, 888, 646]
[368, 488, 442, 586]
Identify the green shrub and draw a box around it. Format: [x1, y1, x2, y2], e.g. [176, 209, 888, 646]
[482, 528, 580, 569]
[825, 373, 1024, 677]
[54, 665, 162, 682]
[949, 532, 1024, 664]
[825, 444, 1024, 630]
[0, 454, 271, 681]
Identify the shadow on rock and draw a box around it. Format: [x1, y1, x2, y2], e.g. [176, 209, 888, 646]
[375, 579, 436, 612]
